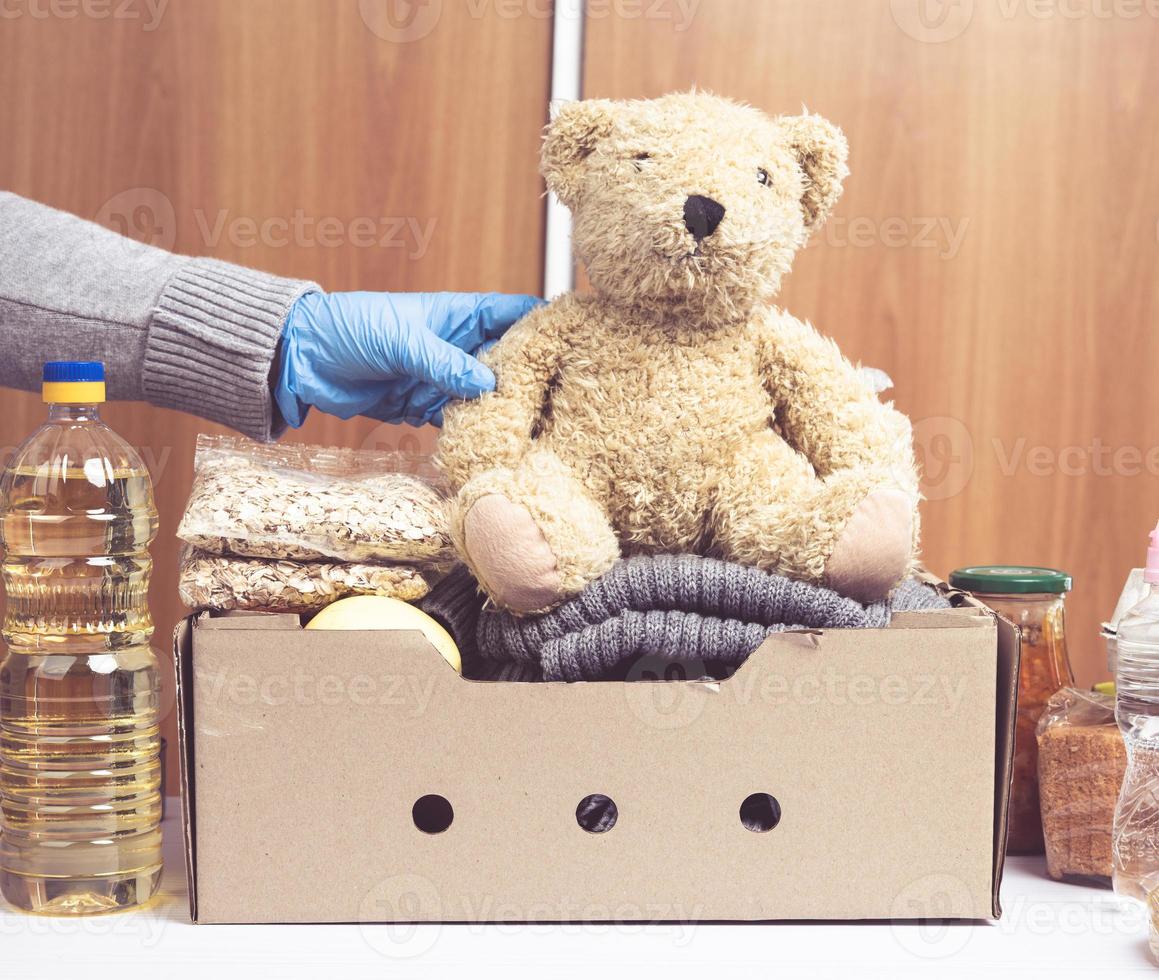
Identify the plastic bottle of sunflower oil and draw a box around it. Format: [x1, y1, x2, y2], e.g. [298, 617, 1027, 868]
[0, 362, 162, 914]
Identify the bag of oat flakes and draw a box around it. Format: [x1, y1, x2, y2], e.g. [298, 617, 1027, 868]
[178, 547, 432, 613]
[176, 434, 453, 565]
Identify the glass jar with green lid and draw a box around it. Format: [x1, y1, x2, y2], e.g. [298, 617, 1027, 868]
[949, 566, 1074, 855]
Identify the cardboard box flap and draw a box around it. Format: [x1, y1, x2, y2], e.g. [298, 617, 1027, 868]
[195, 610, 302, 631]
[171, 618, 198, 924]
[990, 608, 1021, 918]
[889, 607, 990, 629]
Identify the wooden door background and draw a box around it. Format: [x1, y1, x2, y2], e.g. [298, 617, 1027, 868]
[1, 1, 1157, 785]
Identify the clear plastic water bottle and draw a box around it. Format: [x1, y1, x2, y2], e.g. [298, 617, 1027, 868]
[1113, 522, 1159, 908]
[0, 362, 162, 914]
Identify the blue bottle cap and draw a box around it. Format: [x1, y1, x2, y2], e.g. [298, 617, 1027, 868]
[42, 361, 105, 383]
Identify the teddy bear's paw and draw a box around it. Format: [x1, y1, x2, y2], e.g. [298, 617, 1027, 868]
[463, 493, 565, 614]
[825, 489, 914, 604]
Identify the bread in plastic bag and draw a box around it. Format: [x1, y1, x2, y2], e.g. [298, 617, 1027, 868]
[178, 546, 431, 613]
[1036, 687, 1126, 882]
[177, 434, 452, 564]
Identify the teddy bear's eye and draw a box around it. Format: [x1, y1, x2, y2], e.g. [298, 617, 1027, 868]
[632, 152, 652, 171]
[757, 168, 771, 187]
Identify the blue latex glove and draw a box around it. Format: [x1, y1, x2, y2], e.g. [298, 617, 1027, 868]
[274, 291, 542, 427]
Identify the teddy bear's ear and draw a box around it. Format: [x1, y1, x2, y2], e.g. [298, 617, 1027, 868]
[777, 112, 850, 232]
[541, 99, 616, 206]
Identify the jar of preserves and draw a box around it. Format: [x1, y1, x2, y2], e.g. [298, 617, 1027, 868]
[949, 565, 1074, 855]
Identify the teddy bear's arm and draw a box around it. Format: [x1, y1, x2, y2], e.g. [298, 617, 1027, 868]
[438, 301, 570, 490]
[756, 312, 917, 482]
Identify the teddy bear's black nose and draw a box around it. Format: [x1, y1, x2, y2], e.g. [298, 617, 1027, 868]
[683, 195, 726, 242]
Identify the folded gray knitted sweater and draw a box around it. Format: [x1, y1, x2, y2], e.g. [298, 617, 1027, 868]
[422, 555, 950, 682]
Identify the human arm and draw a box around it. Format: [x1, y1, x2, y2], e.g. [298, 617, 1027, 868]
[0, 191, 317, 439]
[0, 192, 539, 438]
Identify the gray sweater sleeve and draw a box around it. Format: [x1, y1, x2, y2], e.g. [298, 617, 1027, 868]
[0, 191, 319, 440]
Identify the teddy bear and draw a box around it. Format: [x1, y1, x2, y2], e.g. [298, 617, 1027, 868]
[438, 92, 920, 615]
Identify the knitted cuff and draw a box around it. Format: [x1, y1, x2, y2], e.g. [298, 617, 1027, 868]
[143, 257, 319, 441]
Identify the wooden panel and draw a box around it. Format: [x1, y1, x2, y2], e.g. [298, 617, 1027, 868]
[0, 1, 552, 781]
[583, 0, 1159, 684]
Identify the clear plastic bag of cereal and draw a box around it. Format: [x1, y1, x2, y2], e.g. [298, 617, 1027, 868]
[1036, 687, 1126, 883]
[176, 434, 453, 565]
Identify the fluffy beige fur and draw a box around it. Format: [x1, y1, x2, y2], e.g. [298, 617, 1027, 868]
[439, 92, 920, 614]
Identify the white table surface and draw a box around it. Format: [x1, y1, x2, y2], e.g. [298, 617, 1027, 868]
[3, 801, 1155, 979]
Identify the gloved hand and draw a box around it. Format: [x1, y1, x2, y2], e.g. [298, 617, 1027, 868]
[274, 290, 542, 428]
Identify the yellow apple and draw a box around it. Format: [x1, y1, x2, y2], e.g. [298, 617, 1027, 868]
[305, 595, 461, 673]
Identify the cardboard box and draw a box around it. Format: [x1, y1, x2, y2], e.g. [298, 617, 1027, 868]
[174, 589, 1018, 924]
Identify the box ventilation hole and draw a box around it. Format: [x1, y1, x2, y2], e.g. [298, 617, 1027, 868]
[576, 794, 618, 833]
[412, 794, 454, 834]
[740, 793, 781, 832]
